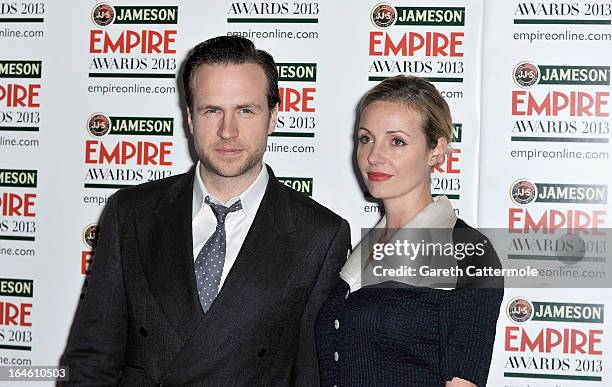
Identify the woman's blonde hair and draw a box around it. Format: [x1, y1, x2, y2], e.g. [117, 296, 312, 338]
[358, 75, 453, 149]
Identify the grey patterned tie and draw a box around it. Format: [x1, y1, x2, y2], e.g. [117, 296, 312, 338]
[195, 196, 242, 313]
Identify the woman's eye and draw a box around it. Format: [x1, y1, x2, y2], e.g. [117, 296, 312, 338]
[358, 135, 372, 144]
[392, 137, 406, 146]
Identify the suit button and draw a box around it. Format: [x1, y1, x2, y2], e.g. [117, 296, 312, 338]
[333, 351, 339, 362]
[257, 348, 267, 357]
[334, 319, 340, 330]
[139, 327, 148, 337]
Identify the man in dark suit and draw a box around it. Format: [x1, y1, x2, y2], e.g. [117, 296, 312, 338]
[61, 36, 351, 386]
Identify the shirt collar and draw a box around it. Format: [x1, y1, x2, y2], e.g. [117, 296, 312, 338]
[192, 161, 269, 220]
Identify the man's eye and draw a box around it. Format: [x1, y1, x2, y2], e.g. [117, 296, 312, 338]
[239, 108, 253, 114]
[204, 108, 219, 114]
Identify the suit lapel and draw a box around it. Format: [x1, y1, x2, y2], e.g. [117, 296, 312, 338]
[162, 168, 299, 379]
[141, 171, 203, 339]
[202, 171, 295, 319]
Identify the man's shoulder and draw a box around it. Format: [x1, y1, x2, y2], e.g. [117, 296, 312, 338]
[111, 170, 192, 209]
[273, 180, 344, 228]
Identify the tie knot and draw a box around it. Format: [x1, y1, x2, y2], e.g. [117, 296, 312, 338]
[205, 196, 242, 223]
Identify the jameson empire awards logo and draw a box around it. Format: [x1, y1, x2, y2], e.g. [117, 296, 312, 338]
[504, 298, 605, 381]
[84, 112, 174, 188]
[508, 298, 604, 324]
[0, 278, 33, 298]
[507, 181, 608, 259]
[92, 4, 178, 26]
[0, 61, 42, 79]
[0, 169, 37, 240]
[510, 179, 607, 205]
[89, 4, 178, 78]
[513, 62, 611, 88]
[370, 3, 465, 28]
[277, 63, 316, 82]
[275, 63, 317, 137]
[0, 279, 33, 332]
[367, 3, 466, 82]
[86, 113, 174, 137]
[0, 60, 42, 131]
[278, 177, 313, 196]
[0, 169, 37, 188]
[0, 280, 34, 350]
[510, 62, 610, 141]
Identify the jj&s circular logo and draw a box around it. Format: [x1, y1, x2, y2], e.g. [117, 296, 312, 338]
[87, 113, 111, 137]
[371, 3, 396, 29]
[507, 297, 533, 323]
[92, 3, 116, 27]
[510, 179, 537, 205]
[513, 62, 540, 87]
[83, 224, 100, 249]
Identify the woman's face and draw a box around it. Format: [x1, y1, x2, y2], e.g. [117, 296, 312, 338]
[357, 100, 439, 202]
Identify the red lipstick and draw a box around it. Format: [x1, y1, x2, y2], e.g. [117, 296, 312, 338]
[367, 172, 392, 181]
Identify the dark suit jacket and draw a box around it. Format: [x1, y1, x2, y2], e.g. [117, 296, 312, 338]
[61, 166, 351, 386]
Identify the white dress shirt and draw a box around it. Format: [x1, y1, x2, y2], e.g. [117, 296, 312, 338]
[192, 162, 269, 290]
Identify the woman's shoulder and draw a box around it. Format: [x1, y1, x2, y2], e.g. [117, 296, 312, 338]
[452, 217, 505, 288]
[453, 217, 475, 230]
[452, 217, 488, 243]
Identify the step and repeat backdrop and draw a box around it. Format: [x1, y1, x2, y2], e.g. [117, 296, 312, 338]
[1, 0, 610, 385]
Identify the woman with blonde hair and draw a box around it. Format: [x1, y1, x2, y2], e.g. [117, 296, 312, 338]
[316, 76, 503, 387]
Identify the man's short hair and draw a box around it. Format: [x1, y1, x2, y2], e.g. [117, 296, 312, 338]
[182, 35, 280, 111]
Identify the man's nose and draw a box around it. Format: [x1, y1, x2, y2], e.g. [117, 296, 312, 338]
[218, 114, 238, 139]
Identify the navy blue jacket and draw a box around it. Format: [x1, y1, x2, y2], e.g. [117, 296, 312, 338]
[315, 219, 503, 387]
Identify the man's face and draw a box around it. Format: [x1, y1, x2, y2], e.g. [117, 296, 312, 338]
[188, 63, 277, 180]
